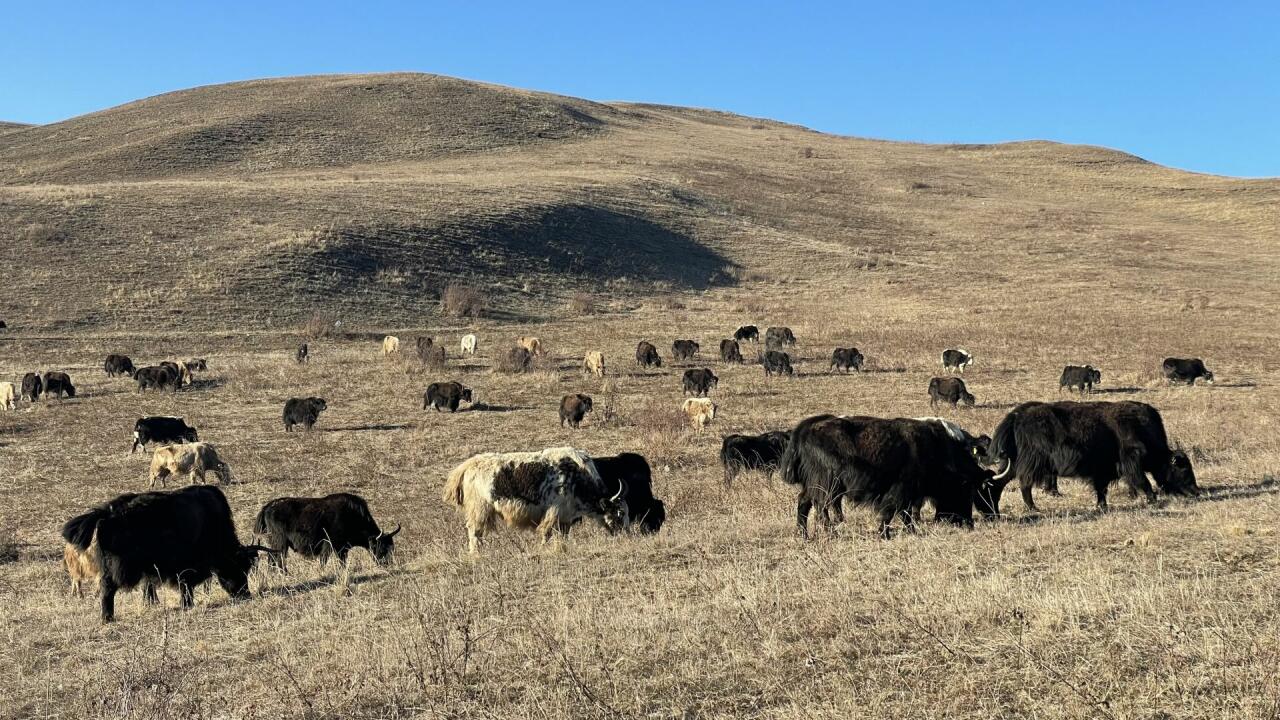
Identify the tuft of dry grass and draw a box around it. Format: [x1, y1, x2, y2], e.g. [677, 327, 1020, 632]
[440, 283, 487, 318]
[568, 291, 597, 315]
[301, 310, 339, 339]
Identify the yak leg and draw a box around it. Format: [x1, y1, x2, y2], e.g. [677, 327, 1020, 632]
[1092, 480, 1110, 512]
[179, 582, 195, 609]
[795, 497, 813, 539]
[100, 578, 119, 623]
[1020, 475, 1040, 513]
[877, 507, 898, 539]
[1119, 447, 1157, 505]
[143, 581, 159, 605]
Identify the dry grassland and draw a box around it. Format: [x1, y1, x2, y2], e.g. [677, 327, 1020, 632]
[0, 74, 1278, 719]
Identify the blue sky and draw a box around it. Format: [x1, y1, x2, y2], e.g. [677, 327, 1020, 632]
[4, 2, 1277, 177]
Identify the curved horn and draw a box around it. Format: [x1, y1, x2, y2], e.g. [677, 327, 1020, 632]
[386, 523, 402, 538]
[244, 544, 275, 554]
[609, 481, 627, 503]
[991, 457, 1014, 482]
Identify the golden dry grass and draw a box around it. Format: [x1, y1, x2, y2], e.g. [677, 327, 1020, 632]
[0, 74, 1278, 718]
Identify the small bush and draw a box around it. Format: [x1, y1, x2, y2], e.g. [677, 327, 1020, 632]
[20, 223, 62, 244]
[631, 399, 689, 462]
[568, 292, 596, 315]
[441, 284, 486, 318]
[495, 347, 534, 374]
[302, 310, 339, 339]
[422, 344, 446, 370]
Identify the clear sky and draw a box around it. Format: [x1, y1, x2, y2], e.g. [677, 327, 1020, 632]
[4, 2, 1277, 177]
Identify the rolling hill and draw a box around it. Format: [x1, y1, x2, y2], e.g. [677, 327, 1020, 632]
[0, 73, 1275, 331]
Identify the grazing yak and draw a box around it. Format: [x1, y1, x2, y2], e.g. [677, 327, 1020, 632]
[682, 397, 717, 430]
[132, 416, 199, 453]
[159, 361, 193, 387]
[441, 447, 629, 554]
[720, 431, 790, 485]
[782, 414, 994, 538]
[830, 348, 865, 373]
[424, 381, 473, 413]
[682, 368, 719, 397]
[593, 453, 666, 534]
[460, 334, 478, 356]
[734, 325, 760, 343]
[415, 336, 444, 365]
[254, 493, 400, 572]
[43, 371, 75, 399]
[1060, 365, 1102, 393]
[186, 358, 208, 372]
[762, 350, 794, 377]
[765, 326, 797, 350]
[583, 351, 606, 377]
[928, 377, 975, 408]
[559, 394, 594, 428]
[382, 335, 400, 356]
[941, 348, 973, 373]
[635, 341, 662, 368]
[104, 354, 136, 378]
[283, 397, 327, 432]
[518, 336, 543, 357]
[504, 346, 535, 373]
[21, 372, 42, 402]
[296, 343, 309, 364]
[672, 339, 700, 361]
[1162, 357, 1214, 385]
[60, 485, 272, 622]
[134, 365, 180, 392]
[719, 339, 744, 364]
[984, 400, 1199, 515]
[149, 443, 233, 487]
[0, 382, 15, 411]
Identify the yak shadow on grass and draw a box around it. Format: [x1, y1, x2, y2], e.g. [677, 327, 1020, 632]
[1093, 387, 1144, 395]
[468, 403, 533, 413]
[993, 477, 1279, 526]
[187, 377, 227, 391]
[258, 569, 397, 598]
[1212, 381, 1259, 389]
[321, 423, 411, 433]
[975, 401, 1020, 410]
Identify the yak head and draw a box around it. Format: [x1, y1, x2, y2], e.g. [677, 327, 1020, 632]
[596, 483, 630, 534]
[961, 390, 976, 407]
[460, 388, 473, 403]
[1164, 450, 1200, 496]
[220, 545, 276, 599]
[370, 524, 402, 565]
[1201, 370, 1215, 385]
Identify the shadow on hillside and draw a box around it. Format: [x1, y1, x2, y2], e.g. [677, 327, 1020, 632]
[322, 423, 410, 433]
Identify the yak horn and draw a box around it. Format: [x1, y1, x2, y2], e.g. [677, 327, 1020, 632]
[386, 524, 402, 537]
[991, 457, 1014, 481]
[244, 544, 275, 554]
[609, 482, 627, 502]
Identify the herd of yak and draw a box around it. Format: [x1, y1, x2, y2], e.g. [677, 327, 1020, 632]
[0, 322, 1219, 623]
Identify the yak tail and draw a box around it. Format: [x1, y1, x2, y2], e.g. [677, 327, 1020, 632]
[61, 508, 107, 551]
[779, 433, 805, 486]
[252, 504, 270, 536]
[442, 462, 468, 506]
[988, 412, 1018, 475]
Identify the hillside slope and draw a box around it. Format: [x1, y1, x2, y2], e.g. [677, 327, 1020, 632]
[0, 73, 1275, 331]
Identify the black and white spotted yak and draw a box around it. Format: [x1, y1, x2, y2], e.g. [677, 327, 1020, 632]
[442, 447, 628, 553]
